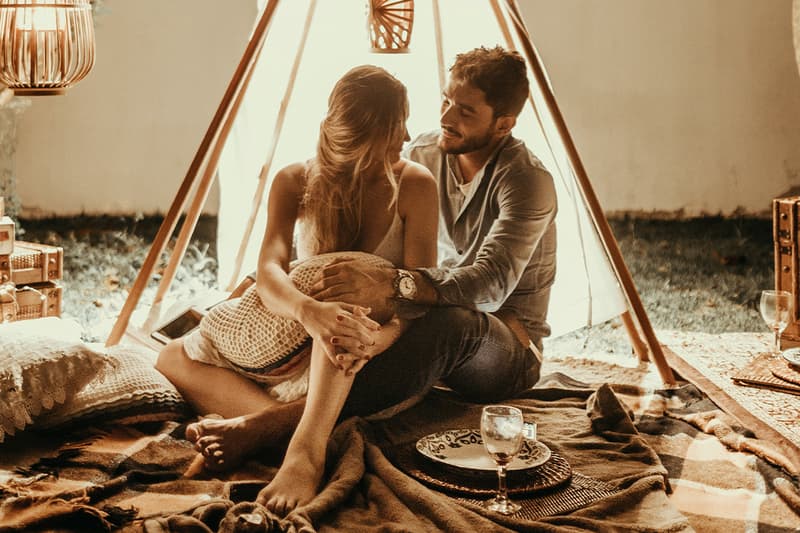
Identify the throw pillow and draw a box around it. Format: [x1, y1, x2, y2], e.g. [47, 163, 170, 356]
[0, 320, 112, 442]
[35, 343, 189, 431]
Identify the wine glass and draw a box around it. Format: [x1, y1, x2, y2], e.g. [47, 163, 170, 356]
[480, 405, 524, 515]
[759, 290, 792, 356]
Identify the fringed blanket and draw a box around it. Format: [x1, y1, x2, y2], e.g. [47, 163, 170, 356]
[609, 379, 800, 531]
[2, 371, 797, 531]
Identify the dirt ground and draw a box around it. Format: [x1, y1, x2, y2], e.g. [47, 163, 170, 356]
[14, 214, 774, 343]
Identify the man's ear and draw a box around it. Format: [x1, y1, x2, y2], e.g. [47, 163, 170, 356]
[495, 115, 516, 135]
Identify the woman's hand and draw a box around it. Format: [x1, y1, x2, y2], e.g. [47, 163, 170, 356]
[297, 299, 380, 366]
[329, 314, 407, 376]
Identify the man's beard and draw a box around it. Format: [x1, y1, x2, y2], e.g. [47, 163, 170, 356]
[437, 124, 495, 155]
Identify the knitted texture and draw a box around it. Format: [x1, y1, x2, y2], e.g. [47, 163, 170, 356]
[36, 343, 188, 430]
[201, 251, 393, 372]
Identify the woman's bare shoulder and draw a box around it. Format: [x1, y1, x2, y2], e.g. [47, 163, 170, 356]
[398, 158, 434, 180]
[397, 159, 437, 219]
[272, 162, 309, 196]
[397, 159, 436, 195]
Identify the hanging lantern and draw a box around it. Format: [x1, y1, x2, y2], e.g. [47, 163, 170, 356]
[368, 0, 414, 53]
[0, 0, 95, 96]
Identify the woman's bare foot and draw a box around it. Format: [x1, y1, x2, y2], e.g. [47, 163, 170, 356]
[257, 448, 325, 516]
[185, 403, 302, 471]
[185, 415, 260, 471]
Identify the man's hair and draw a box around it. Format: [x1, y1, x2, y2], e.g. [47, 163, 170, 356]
[449, 46, 529, 118]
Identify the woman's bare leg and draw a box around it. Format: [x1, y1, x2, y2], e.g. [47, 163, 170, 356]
[258, 342, 354, 515]
[155, 340, 304, 469]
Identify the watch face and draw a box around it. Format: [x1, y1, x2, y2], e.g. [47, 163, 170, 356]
[399, 276, 415, 296]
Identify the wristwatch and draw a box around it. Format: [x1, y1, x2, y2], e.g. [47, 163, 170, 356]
[393, 269, 418, 301]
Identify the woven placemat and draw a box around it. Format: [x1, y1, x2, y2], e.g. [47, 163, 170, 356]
[770, 359, 800, 387]
[387, 441, 620, 519]
[389, 441, 571, 496]
[456, 472, 621, 521]
[731, 353, 800, 396]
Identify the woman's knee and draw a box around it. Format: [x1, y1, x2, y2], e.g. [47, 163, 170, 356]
[154, 340, 187, 379]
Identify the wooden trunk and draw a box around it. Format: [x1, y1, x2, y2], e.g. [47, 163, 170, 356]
[774, 196, 800, 348]
[0, 282, 62, 323]
[0, 240, 63, 285]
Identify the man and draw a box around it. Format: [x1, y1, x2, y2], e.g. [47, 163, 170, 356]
[316, 45, 557, 410]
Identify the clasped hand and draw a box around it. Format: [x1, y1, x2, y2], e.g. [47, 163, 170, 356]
[299, 299, 380, 375]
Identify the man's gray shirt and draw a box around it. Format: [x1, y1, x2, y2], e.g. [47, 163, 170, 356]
[404, 131, 557, 343]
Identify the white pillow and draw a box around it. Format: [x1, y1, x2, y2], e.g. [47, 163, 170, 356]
[35, 343, 188, 430]
[0, 319, 112, 442]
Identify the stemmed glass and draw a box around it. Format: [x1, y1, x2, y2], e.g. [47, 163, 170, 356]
[759, 290, 792, 356]
[480, 405, 524, 515]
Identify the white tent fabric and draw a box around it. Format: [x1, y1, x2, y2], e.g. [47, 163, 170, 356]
[215, 0, 627, 339]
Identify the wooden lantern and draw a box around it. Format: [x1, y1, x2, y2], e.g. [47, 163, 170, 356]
[0, 0, 95, 95]
[368, 0, 414, 53]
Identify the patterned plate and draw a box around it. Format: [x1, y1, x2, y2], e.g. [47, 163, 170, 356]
[783, 347, 800, 368]
[415, 429, 551, 472]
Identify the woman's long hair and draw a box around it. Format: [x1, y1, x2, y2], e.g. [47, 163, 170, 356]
[302, 65, 408, 255]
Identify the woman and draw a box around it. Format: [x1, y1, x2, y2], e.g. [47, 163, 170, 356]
[155, 65, 438, 514]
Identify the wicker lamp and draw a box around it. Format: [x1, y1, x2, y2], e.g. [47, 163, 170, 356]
[0, 0, 95, 95]
[368, 0, 414, 53]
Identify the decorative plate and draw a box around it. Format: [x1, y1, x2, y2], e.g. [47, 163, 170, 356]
[415, 429, 551, 472]
[391, 443, 572, 496]
[783, 347, 800, 368]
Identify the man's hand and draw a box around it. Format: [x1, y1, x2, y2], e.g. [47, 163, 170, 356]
[310, 258, 396, 322]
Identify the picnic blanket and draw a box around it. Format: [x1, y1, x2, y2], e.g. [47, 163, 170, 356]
[608, 380, 800, 531]
[0, 374, 688, 532]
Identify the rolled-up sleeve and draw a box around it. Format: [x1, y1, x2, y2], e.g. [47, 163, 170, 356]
[421, 163, 557, 311]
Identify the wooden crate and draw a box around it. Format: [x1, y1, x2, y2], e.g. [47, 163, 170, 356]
[0, 282, 62, 323]
[774, 197, 800, 348]
[0, 240, 63, 285]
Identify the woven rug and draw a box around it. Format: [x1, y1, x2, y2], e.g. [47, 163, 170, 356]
[546, 329, 800, 451]
[657, 330, 800, 450]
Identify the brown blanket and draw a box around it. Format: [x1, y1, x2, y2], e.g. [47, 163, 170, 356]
[0, 377, 689, 532]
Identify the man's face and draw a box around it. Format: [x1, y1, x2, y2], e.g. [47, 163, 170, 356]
[438, 79, 498, 155]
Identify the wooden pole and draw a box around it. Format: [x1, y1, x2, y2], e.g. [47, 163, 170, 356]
[152, 34, 266, 308]
[500, 0, 675, 384]
[105, 0, 282, 346]
[226, 0, 319, 291]
[431, 0, 445, 94]
[620, 310, 650, 362]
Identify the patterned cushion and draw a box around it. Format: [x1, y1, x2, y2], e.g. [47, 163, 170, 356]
[35, 343, 189, 430]
[0, 319, 112, 442]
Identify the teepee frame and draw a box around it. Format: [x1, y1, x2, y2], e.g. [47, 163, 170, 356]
[105, 0, 676, 385]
